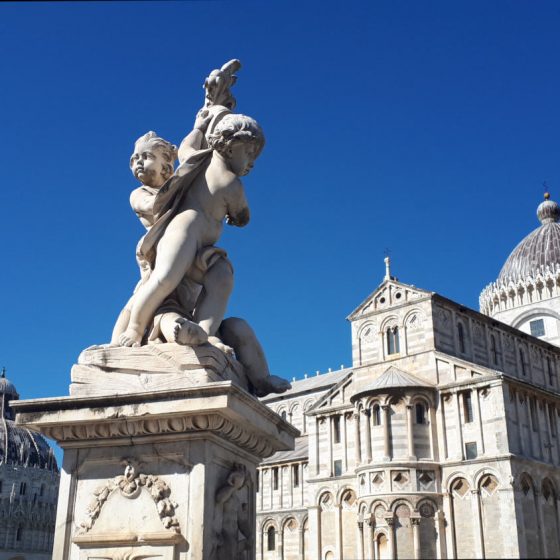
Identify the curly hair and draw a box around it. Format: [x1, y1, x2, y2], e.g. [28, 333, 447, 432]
[207, 114, 265, 158]
[131, 131, 177, 181]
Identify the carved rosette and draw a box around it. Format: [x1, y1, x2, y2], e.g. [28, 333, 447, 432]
[78, 464, 180, 534]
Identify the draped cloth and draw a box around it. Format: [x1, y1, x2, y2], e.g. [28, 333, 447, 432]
[130, 146, 231, 343]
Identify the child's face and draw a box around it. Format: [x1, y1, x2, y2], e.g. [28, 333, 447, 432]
[130, 142, 168, 188]
[227, 142, 257, 177]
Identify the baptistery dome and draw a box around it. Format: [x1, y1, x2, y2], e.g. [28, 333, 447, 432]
[0, 369, 59, 559]
[497, 194, 560, 283]
[480, 193, 560, 347]
[0, 371, 57, 469]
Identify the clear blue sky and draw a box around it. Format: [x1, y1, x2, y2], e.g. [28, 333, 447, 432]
[1, 0, 559, 408]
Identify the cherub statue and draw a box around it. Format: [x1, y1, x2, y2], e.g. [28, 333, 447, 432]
[111, 59, 291, 397]
[117, 113, 263, 349]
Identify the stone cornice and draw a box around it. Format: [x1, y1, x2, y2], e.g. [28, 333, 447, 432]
[13, 382, 298, 460]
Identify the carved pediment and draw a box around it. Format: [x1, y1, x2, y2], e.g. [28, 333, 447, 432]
[348, 280, 431, 321]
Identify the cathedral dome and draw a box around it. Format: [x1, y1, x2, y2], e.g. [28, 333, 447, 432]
[0, 371, 58, 470]
[497, 193, 560, 283]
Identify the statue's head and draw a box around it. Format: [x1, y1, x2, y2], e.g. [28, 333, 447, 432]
[208, 114, 265, 176]
[130, 131, 177, 188]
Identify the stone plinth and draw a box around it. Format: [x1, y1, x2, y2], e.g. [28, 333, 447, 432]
[13, 375, 297, 560]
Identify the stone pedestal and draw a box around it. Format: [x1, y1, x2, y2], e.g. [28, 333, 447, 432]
[13, 347, 296, 560]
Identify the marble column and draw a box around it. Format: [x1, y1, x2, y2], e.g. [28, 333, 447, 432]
[411, 517, 421, 559]
[357, 520, 364, 560]
[327, 416, 334, 476]
[470, 489, 484, 558]
[366, 518, 375, 560]
[435, 510, 447, 560]
[527, 396, 537, 458]
[544, 401, 554, 463]
[406, 404, 415, 459]
[437, 395, 448, 460]
[536, 491, 549, 558]
[475, 389, 485, 455]
[364, 409, 373, 463]
[386, 517, 396, 560]
[342, 413, 348, 471]
[354, 411, 362, 466]
[442, 492, 456, 559]
[453, 392, 464, 460]
[514, 390, 525, 456]
[314, 418, 321, 475]
[335, 504, 343, 559]
[382, 405, 391, 460]
[428, 405, 437, 460]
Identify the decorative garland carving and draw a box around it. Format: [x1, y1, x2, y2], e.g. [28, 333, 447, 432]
[78, 464, 180, 534]
[42, 412, 275, 458]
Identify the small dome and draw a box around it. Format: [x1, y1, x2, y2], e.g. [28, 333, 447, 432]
[0, 372, 58, 471]
[497, 194, 560, 283]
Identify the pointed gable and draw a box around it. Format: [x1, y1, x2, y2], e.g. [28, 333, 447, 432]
[347, 279, 432, 322]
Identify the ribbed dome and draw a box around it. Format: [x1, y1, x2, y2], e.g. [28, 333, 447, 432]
[0, 372, 58, 471]
[497, 194, 560, 283]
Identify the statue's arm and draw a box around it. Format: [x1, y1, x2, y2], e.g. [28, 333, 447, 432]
[130, 188, 156, 217]
[225, 181, 250, 227]
[178, 109, 213, 164]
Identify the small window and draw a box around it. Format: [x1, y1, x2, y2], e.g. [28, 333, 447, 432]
[267, 526, 276, 551]
[549, 406, 557, 436]
[372, 404, 381, 426]
[530, 319, 545, 338]
[0, 480, 2, 493]
[272, 467, 279, 490]
[280, 410, 287, 421]
[463, 392, 473, 423]
[40, 483, 45, 497]
[519, 348, 528, 376]
[415, 403, 426, 424]
[16, 526, 22, 541]
[292, 464, 299, 487]
[530, 399, 538, 431]
[19, 482, 26, 495]
[465, 442, 478, 460]
[457, 322, 466, 353]
[386, 326, 400, 355]
[547, 357, 555, 386]
[334, 459, 342, 477]
[333, 415, 341, 444]
[490, 334, 499, 365]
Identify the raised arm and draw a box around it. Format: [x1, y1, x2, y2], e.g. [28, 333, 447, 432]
[178, 109, 212, 164]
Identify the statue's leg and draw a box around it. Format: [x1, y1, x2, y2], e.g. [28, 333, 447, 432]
[159, 312, 208, 346]
[218, 318, 291, 396]
[120, 217, 200, 347]
[194, 257, 234, 337]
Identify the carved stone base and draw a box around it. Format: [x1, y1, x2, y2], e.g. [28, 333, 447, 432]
[14, 381, 297, 560]
[71, 343, 248, 396]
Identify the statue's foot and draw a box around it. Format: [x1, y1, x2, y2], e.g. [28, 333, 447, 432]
[253, 375, 292, 398]
[118, 330, 142, 347]
[173, 317, 208, 346]
[208, 335, 235, 356]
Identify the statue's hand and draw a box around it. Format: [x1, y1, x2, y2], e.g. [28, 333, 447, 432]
[194, 108, 212, 132]
[225, 214, 236, 226]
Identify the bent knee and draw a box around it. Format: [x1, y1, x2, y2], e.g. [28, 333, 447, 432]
[220, 317, 253, 338]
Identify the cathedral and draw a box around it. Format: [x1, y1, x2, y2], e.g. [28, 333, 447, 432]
[0, 371, 59, 560]
[256, 193, 560, 559]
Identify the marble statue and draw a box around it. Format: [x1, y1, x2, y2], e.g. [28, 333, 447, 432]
[109, 59, 290, 397]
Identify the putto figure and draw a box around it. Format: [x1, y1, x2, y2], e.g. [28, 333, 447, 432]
[110, 59, 290, 397]
[118, 114, 264, 349]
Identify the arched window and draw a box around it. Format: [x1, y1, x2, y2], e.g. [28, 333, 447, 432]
[457, 322, 466, 353]
[547, 357, 555, 385]
[415, 403, 426, 424]
[267, 526, 276, 551]
[372, 404, 381, 426]
[280, 410, 287, 421]
[490, 334, 498, 365]
[386, 326, 400, 355]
